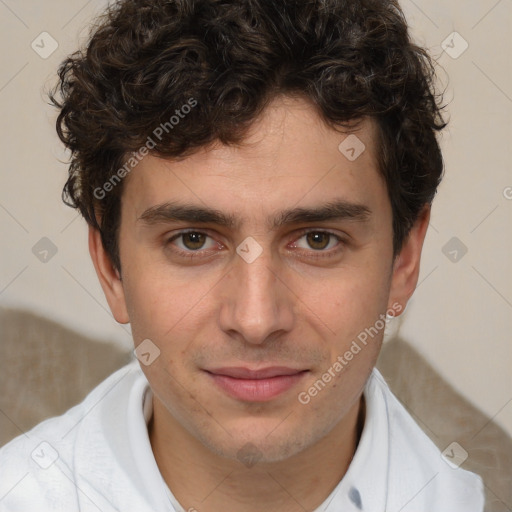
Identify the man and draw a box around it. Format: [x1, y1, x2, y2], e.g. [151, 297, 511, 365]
[0, 0, 484, 510]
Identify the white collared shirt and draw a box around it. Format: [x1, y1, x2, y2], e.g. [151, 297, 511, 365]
[0, 361, 484, 511]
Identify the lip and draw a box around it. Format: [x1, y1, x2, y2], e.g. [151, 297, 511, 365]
[205, 366, 309, 402]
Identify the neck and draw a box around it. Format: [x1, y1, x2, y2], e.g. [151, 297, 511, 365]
[149, 395, 366, 512]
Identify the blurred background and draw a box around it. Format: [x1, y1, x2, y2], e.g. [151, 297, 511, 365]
[0, 0, 510, 438]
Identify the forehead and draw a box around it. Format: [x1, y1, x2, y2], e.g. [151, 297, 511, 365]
[121, 96, 388, 223]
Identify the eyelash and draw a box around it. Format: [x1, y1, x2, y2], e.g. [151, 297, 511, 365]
[165, 229, 345, 260]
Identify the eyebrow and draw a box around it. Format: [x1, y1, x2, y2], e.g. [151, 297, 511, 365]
[137, 199, 372, 230]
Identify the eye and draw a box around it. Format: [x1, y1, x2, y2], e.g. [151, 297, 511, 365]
[293, 231, 341, 251]
[167, 231, 217, 252]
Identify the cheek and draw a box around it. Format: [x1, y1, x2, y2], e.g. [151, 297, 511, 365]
[308, 261, 391, 341]
[122, 263, 212, 344]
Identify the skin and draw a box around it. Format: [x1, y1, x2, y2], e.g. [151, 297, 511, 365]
[89, 95, 430, 512]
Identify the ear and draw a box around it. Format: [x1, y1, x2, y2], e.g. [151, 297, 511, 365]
[88, 226, 130, 324]
[387, 204, 431, 315]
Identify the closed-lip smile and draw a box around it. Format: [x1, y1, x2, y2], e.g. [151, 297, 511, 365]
[205, 366, 309, 402]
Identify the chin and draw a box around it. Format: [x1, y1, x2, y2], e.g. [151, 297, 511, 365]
[196, 422, 316, 466]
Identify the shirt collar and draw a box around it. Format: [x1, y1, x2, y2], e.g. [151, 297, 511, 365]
[313, 368, 389, 511]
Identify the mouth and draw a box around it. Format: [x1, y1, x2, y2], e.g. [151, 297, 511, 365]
[204, 366, 309, 402]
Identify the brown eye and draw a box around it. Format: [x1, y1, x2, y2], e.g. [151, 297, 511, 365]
[165, 230, 221, 261]
[291, 231, 343, 256]
[167, 231, 216, 252]
[181, 232, 207, 250]
[306, 232, 332, 250]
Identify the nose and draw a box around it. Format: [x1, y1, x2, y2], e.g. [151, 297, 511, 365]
[218, 248, 295, 345]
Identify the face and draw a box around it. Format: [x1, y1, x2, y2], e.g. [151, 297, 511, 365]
[92, 96, 425, 464]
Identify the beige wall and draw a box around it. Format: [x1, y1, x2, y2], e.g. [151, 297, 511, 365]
[0, 0, 510, 436]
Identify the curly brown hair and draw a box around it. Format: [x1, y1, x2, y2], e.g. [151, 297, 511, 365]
[51, 0, 446, 271]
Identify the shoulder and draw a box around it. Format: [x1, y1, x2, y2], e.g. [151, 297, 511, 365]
[367, 368, 485, 512]
[0, 362, 143, 511]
